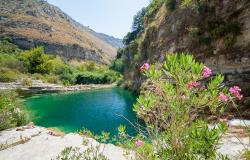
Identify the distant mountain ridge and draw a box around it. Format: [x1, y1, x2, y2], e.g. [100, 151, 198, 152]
[0, 0, 122, 64]
[89, 31, 124, 49]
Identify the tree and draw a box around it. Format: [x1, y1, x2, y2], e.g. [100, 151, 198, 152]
[21, 47, 55, 74]
[123, 8, 146, 45]
[132, 7, 146, 34]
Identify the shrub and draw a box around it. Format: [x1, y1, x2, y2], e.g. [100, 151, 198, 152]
[123, 32, 138, 46]
[76, 72, 107, 84]
[200, 21, 241, 47]
[59, 71, 75, 85]
[50, 56, 65, 69]
[78, 128, 94, 138]
[21, 47, 54, 74]
[0, 54, 26, 72]
[0, 67, 19, 82]
[44, 74, 60, 84]
[75, 61, 106, 73]
[31, 73, 45, 81]
[55, 130, 110, 160]
[54, 146, 107, 160]
[76, 72, 100, 84]
[75, 68, 120, 85]
[111, 48, 126, 73]
[180, 0, 210, 13]
[103, 71, 120, 83]
[49, 58, 76, 85]
[0, 90, 27, 131]
[21, 78, 32, 87]
[116, 53, 241, 159]
[85, 61, 97, 71]
[211, 22, 241, 39]
[145, 0, 162, 18]
[112, 58, 125, 73]
[0, 40, 22, 55]
[165, 0, 177, 11]
[241, 149, 250, 159]
[181, 0, 196, 9]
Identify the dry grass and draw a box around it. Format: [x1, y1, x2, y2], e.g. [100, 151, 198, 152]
[4, 14, 116, 63]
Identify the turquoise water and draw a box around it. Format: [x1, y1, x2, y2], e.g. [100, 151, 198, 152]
[24, 87, 139, 136]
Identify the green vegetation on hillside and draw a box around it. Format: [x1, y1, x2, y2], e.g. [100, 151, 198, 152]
[0, 40, 121, 85]
[145, 0, 162, 18]
[0, 39, 22, 54]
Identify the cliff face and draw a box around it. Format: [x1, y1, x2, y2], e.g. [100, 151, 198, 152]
[0, 0, 121, 64]
[120, 0, 250, 111]
[122, 1, 250, 86]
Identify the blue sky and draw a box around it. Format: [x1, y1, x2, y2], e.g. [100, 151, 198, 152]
[47, 0, 150, 39]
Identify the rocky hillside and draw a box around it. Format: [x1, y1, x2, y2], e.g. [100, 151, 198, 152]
[0, 0, 122, 64]
[95, 33, 123, 49]
[116, 0, 250, 108]
[85, 28, 124, 49]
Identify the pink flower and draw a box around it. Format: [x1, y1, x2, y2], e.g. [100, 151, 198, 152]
[219, 92, 228, 102]
[202, 66, 212, 78]
[229, 86, 243, 100]
[135, 140, 143, 147]
[181, 94, 187, 100]
[140, 63, 150, 72]
[186, 81, 201, 90]
[229, 86, 241, 94]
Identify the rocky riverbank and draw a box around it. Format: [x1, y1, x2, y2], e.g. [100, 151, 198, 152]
[0, 125, 132, 160]
[0, 120, 249, 160]
[0, 80, 117, 93]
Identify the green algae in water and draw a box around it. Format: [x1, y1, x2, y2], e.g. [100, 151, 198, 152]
[23, 87, 139, 136]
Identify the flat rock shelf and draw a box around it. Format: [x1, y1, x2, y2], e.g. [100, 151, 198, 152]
[0, 126, 133, 160]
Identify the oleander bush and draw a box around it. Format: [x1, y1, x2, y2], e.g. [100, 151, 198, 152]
[0, 90, 27, 131]
[114, 53, 242, 159]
